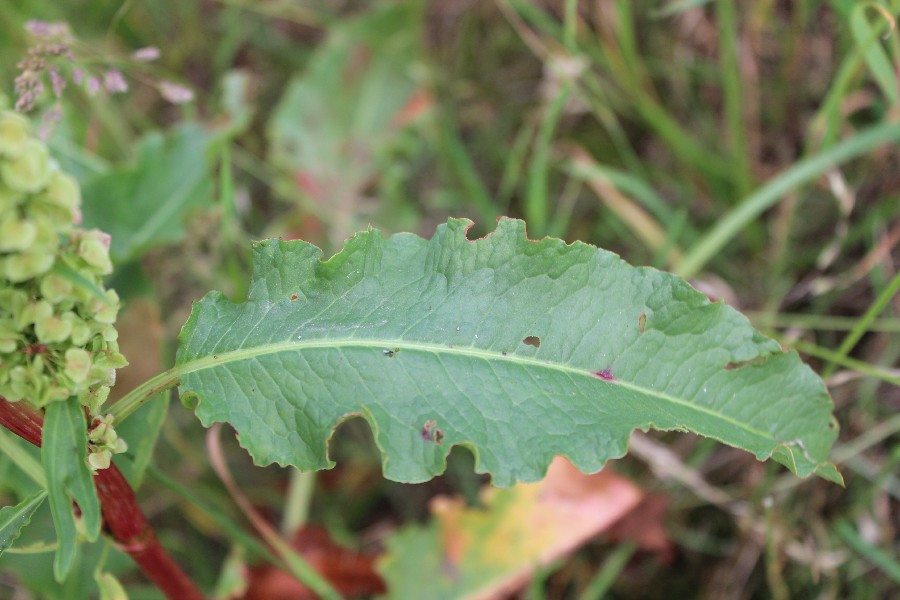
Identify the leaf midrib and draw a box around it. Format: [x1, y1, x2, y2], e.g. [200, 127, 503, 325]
[179, 338, 774, 444]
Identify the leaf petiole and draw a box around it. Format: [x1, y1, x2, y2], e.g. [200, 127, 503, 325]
[108, 369, 181, 423]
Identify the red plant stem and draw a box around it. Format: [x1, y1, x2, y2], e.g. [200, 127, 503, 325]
[0, 397, 205, 600]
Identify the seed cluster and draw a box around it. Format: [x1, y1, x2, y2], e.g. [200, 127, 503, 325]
[0, 109, 127, 468]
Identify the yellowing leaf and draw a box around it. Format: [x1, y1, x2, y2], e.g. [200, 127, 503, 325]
[379, 457, 642, 599]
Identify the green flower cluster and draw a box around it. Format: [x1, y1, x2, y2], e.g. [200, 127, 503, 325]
[0, 109, 128, 466]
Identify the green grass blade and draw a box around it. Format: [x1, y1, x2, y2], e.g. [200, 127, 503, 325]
[822, 269, 900, 377]
[526, 83, 571, 236]
[675, 121, 900, 278]
[716, 0, 752, 197]
[834, 519, 900, 584]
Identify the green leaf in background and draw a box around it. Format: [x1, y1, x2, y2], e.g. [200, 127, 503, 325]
[43, 397, 101, 582]
[0, 490, 47, 556]
[267, 3, 422, 225]
[176, 218, 840, 486]
[80, 123, 214, 263]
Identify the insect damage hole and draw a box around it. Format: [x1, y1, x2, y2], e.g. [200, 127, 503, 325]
[522, 335, 541, 348]
[421, 419, 444, 445]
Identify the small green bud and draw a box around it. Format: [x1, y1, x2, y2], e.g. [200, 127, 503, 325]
[89, 417, 111, 443]
[0, 139, 52, 193]
[30, 214, 62, 253]
[29, 201, 73, 232]
[88, 448, 112, 471]
[0, 214, 37, 251]
[0, 287, 28, 316]
[93, 350, 128, 370]
[87, 415, 127, 470]
[88, 364, 116, 387]
[92, 289, 120, 324]
[0, 318, 19, 353]
[41, 170, 82, 223]
[7, 365, 33, 403]
[39, 272, 74, 304]
[0, 183, 24, 213]
[83, 384, 110, 414]
[4, 251, 55, 282]
[77, 230, 113, 275]
[96, 571, 128, 600]
[63, 312, 92, 346]
[64, 348, 92, 383]
[98, 323, 118, 342]
[0, 112, 30, 158]
[16, 299, 52, 331]
[35, 311, 73, 343]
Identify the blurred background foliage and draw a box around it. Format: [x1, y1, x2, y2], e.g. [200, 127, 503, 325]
[0, 0, 898, 598]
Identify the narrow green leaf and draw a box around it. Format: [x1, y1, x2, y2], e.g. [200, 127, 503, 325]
[42, 398, 101, 582]
[0, 490, 47, 555]
[176, 218, 840, 486]
[850, 3, 900, 106]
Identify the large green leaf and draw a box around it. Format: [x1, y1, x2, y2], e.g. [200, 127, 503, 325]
[176, 218, 840, 486]
[80, 123, 214, 263]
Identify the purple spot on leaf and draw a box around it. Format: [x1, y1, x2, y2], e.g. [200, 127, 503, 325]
[593, 368, 615, 381]
[420, 419, 443, 445]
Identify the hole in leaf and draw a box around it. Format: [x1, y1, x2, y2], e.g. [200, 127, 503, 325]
[522, 335, 541, 348]
[421, 419, 443, 445]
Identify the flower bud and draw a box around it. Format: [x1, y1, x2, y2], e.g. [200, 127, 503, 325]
[0, 139, 52, 193]
[41, 170, 81, 223]
[0, 184, 24, 214]
[64, 312, 92, 346]
[92, 289, 120, 324]
[35, 311, 73, 343]
[77, 229, 113, 274]
[0, 214, 37, 251]
[64, 347, 92, 383]
[0, 288, 29, 320]
[88, 448, 112, 470]
[0, 112, 30, 158]
[4, 251, 55, 282]
[16, 299, 52, 330]
[39, 271, 73, 303]
[0, 319, 19, 353]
